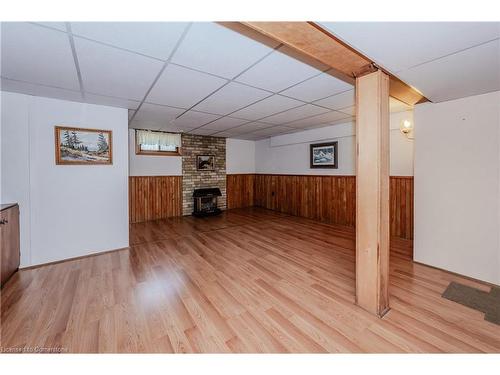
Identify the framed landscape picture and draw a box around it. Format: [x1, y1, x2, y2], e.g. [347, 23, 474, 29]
[196, 155, 215, 171]
[55, 126, 112, 165]
[310, 141, 338, 169]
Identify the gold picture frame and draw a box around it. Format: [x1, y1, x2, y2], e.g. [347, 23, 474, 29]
[55, 126, 113, 165]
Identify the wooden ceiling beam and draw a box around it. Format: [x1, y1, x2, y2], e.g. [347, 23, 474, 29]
[231, 21, 427, 106]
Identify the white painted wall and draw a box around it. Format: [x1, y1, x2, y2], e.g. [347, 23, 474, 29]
[128, 129, 182, 176]
[390, 111, 415, 176]
[226, 138, 256, 174]
[255, 111, 414, 176]
[414, 91, 500, 285]
[1, 92, 129, 267]
[129, 135, 255, 176]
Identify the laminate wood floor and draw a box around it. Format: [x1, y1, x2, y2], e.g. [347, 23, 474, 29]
[1, 208, 499, 353]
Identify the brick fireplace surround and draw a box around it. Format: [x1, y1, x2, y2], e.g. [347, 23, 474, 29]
[181, 134, 226, 216]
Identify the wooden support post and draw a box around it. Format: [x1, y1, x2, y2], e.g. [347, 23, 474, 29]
[355, 70, 390, 317]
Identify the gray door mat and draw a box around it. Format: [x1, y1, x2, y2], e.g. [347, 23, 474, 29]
[442, 281, 500, 325]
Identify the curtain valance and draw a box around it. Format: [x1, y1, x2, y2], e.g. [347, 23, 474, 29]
[136, 130, 181, 147]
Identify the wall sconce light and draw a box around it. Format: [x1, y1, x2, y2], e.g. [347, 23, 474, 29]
[400, 119, 413, 139]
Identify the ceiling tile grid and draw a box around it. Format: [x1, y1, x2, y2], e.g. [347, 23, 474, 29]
[1, 22, 80, 91]
[83, 93, 141, 110]
[32, 22, 68, 32]
[251, 125, 295, 137]
[130, 103, 184, 130]
[217, 121, 274, 135]
[145, 63, 228, 108]
[192, 81, 272, 115]
[74, 36, 165, 101]
[320, 22, 500, 73]
[1, 21, 359, 139]
[397, 39, 500, 102]
[234, 47, 323, 92]
[313, 89, 355, 110]
[70, 22, 189, 60]
[188, 128, 219, 136]
[339, 106, 355, 116]
[1, 77, 84, 102]
[4, 21, 497, 139]
[171, 22, 279, 79]
[230, 94, 304, 120]
[285, 110, 351, 128]
[202, 116, 249, 131]
[320, 22, 500, 102]
[280, 72, 352, 102]
[261, 104, 330, 125]
[168, 110, 221, 130]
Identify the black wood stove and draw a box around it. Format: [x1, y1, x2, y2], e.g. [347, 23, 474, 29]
[192, 188, 222, 217]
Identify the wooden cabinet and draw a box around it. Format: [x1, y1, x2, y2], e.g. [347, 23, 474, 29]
[1, 203, 20, 287]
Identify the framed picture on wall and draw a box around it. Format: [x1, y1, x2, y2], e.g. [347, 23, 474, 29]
[310, 141, 338, 169]
[196, 155, 215, 171]
[55, 126, 113, 165]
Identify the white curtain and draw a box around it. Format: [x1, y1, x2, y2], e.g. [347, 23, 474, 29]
[136, 130, 181, 147]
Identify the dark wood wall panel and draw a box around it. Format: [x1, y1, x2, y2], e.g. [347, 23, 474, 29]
[254, 174, 356, 227]
[129, 176, 182, 223]
[227, 174, 255, 209]
[133, 174, 414, 240]
[245, 174, 414, 240]
[390, 176, 414, 240]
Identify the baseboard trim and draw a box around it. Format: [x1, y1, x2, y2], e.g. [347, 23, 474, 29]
[20, 246, 129, 271]
[413, 260, 500, 288]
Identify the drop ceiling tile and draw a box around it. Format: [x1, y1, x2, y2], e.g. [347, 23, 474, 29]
[235, 47, 322, 92]
[251, 126, 294, 137]
[397, 39, 500, 102]
[1, 78, 83, 102]
[158, 124, 197, 133]
[231, 94, 304, 120]
[313, 89, 354, 110]
[128, 109, 135, 120]
[214, 131, 258, 140]
[33, 22, 67, 31]
[286, 110, 351, 128]
[75, 37, 164, 101]
[262, 104, 329, 124]
[228, 121, 273, 134]
[320, 22, 500, 72]
[236, 134, 264, 140]
[84, 93, 140, 109]
[130, 121, 159, 130]
[131, 103, 184, 130]
[210, 131, 232, 137]
[339, 106, 355, 116]
[1, 23, 80, 90]
[146, 64, 227, 108]
[301, 117, 355, 130]
[71, 22, 189, 60]
[193, 81, 271, 115]
[188, 128, 218, 136]
[170, 110, 221, 129]
[171, 22, 278, 79]
[203, 116, 248, 131]
[281, 72, 352, 102]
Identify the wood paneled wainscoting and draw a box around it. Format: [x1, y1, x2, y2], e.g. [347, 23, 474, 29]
[226, 174, 256, 209]
[227, 174, 414, 240]
[129, 176, 182, 223]
[254, 174, 356, 227]
[390, 176, 414, 240]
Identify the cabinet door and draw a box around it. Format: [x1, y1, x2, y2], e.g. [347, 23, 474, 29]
[1, 206, 20, 286]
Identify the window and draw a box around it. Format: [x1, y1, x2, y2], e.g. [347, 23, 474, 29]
[135, 130, 181, 156]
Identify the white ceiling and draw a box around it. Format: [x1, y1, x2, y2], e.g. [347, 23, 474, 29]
[2, 21, 496, 140]
[320, 22, 500, 102]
